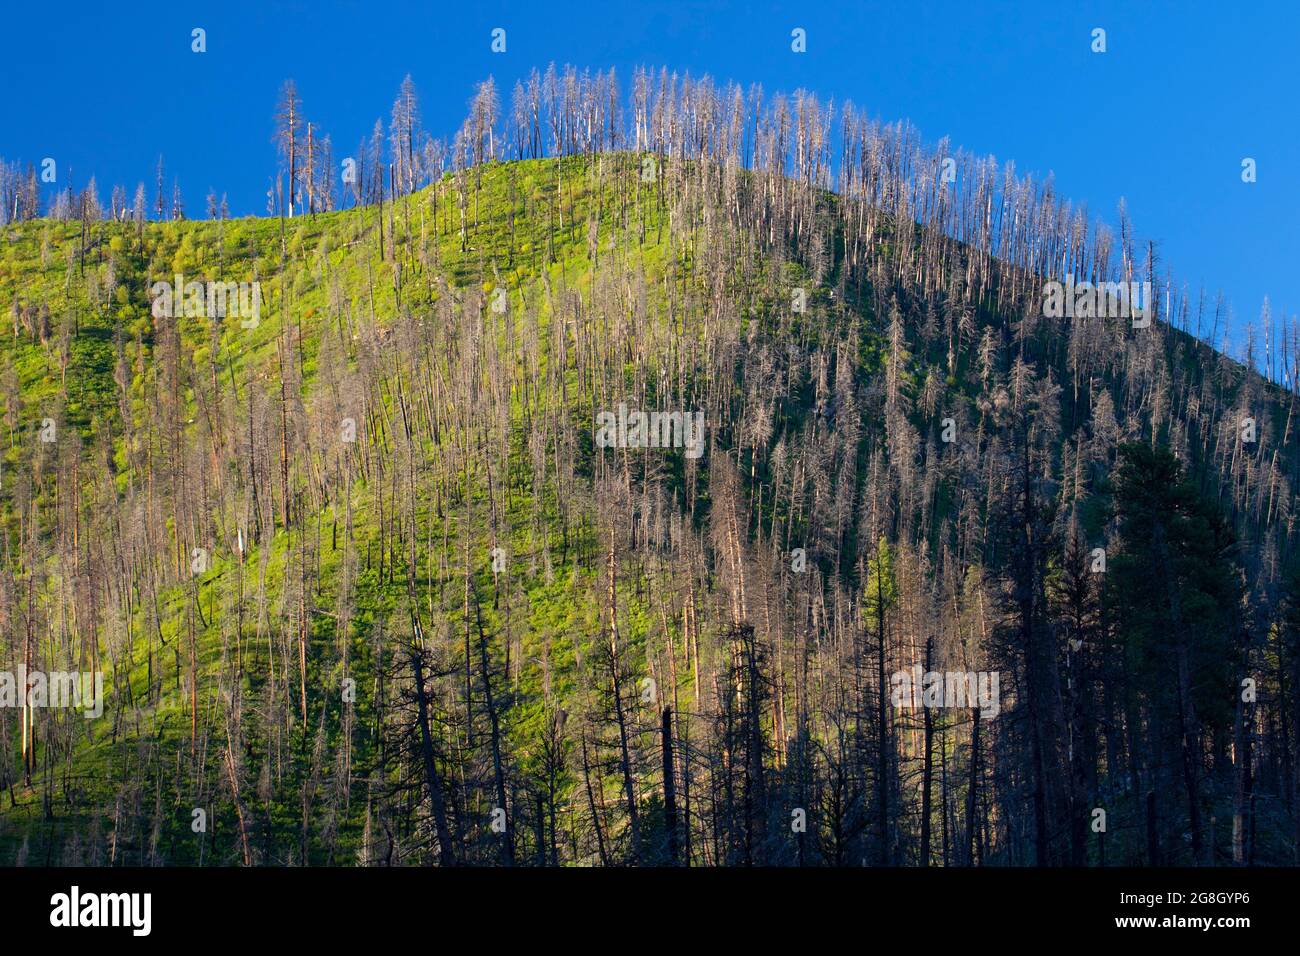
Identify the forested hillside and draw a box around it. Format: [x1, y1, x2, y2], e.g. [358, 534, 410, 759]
[1, 66, 1297, 867]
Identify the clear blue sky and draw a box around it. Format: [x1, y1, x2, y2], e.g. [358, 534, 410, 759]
[2, 0, 1296, 351]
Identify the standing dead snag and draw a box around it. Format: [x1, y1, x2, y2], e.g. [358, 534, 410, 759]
[580, 726, 610, 866]
[473, 590, 514, 865]
[408, 634, 457, 866]
[662, 705, 679, 864]
[275, 81, 303, 217]
[221, 709, 253, 867]
[920, 635, 934, 866]
[605, 529, 641, 859]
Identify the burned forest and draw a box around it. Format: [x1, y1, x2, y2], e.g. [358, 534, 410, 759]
[0, 65, 1296, 869]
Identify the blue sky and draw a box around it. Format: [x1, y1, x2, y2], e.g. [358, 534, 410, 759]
[2, 0, 1296, 351]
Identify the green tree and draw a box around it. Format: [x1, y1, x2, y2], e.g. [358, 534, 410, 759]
[1109, 442, 1240, 864]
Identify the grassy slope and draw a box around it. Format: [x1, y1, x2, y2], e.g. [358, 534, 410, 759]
[0, 152, 1284, 865]
[0, 156, 738, 864]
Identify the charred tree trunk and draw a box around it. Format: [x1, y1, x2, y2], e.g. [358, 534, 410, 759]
[662, 705, 679, 864]
[410, 644, 457, 866]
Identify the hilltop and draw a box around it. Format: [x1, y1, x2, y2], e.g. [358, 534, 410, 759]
[0, 72, 1297, 866]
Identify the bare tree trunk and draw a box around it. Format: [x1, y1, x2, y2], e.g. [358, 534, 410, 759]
[662, 706, 679, 864]
[581, 728, 609, 866]
[966, 706, 980, 866]
[473, 593, 514, 865]
[606, 532, 641, 858]
[920, 635, 934, 866]
[410, 643, 456, 866]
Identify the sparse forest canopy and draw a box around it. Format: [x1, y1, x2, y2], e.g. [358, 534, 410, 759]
[0, 65, 1296, 868]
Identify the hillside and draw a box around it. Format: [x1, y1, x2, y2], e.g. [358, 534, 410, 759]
[1, 80, 1298, 867]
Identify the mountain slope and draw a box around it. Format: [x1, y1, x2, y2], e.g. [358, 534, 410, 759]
[0, 137, 1295, 867]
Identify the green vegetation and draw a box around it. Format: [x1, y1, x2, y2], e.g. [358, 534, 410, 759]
[0, 85, 1296, 867]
